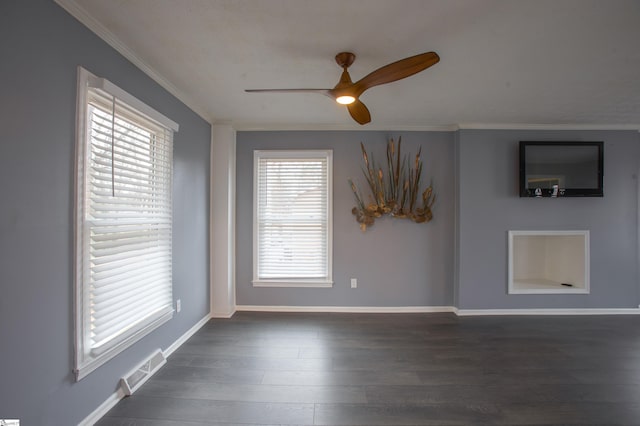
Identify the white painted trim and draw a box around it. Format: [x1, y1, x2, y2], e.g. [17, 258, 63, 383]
[54, 0, 211, 123]
[235, 305, 640, 316]
[637, 140, 640, 306]
[79, 313, 211, 426]
[73, 65, 89, 385]
[212, 308, 237, 319]
[457, 123, 640, 131]
[253, 150, 333, 286]
[508, 230, 591, 236]
[78, 388, 126, 426]
[164, 314, 211, 357]
[210, 125, 237, 319]
[231, 123, 640, 132]
[234, 123, 459, 132]
[235, 305, 456, 313]
[74, 66, 177, 381]
[76, 311, 173, 381]
[89, 75, 179, 131]
[252, 280, 334, 288]
[49, 1, 640, 133]
[79, 303, 640, 425]
[457, 308, 640, 316]
[48, 2, 640, 133]
[508, 230, 590, 295]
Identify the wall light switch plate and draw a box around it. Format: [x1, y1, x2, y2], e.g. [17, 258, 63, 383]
[350, 278, 357, 288]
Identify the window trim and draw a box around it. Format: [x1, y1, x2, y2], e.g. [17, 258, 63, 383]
[252, 149, 333, 288]
[73, 66, 177, 381]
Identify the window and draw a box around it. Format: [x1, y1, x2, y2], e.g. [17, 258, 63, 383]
[253, 150, 333, 287]
[74, 67, 178, 380]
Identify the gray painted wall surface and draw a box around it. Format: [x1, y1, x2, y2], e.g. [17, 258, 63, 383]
[0, 1, 211, 424]
[1, 2, 639, 424]
[456, 129, 640, 309]
[236, 131, 455, 307]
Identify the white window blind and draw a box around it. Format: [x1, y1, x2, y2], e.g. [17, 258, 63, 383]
[253, 150, 333, 287]
[74, 67, 178, 380]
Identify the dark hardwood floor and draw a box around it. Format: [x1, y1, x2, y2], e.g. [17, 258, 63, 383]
[96, 312, 640, 425]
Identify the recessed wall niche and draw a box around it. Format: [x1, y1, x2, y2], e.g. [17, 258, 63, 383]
[508, 230, 590, 294]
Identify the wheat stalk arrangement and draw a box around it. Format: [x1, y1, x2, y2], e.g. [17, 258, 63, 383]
[349, 137, 435, 231]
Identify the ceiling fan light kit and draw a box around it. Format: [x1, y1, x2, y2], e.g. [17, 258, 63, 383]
[336, 95, 355, 105]
[246, 51, 440, 124]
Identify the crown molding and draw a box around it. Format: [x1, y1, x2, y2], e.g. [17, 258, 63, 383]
[231, 122, 459, 132]
[54, 0, 212, 123]
[52, 1, 640, 133]
[457, 123, 640, 131]
[233, 122, 640, 132]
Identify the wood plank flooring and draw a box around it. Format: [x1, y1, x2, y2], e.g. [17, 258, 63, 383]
[96, 312, 640, 425]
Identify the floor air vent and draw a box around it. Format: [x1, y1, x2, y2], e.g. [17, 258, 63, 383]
[120, 349, 166, 396]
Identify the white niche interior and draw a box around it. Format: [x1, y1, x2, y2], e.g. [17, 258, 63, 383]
[508, 230, 589, 294]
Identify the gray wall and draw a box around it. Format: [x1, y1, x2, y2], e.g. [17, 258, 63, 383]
[0, 1, 211, 425]
[236, 131, 455, 307]
[456, 129, 640, 309]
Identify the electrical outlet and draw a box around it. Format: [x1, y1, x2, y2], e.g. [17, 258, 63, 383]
[350, 278, 357, 288]
[176, 299, 181, 313]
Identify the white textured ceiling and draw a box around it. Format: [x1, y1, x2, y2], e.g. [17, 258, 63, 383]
[58, 0, 640, 130]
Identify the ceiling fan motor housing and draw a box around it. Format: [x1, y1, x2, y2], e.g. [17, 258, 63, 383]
[245, 51, 440, 125]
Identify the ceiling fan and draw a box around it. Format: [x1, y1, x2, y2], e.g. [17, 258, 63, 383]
[245, 51, 440, 125]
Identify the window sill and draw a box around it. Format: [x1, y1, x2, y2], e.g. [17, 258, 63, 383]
[75, 308, 174, 381]
[252, 280, 334, 288]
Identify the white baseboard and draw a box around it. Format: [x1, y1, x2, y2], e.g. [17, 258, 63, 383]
[235, 305, 456, 314]
[211, 308, 237, 318]
[164, 313, 212, 356]
[78, 389, 125, 426]
[79, 305, 640, 424]
[235, 305, 640, 316]
[456, 308, 640, 316]
[79, 312, 211, 426]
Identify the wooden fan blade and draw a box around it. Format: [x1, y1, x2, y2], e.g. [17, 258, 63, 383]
[245, 88, 332, 98]
[352, 52, 440, 97]
[347, 100, 371, 125]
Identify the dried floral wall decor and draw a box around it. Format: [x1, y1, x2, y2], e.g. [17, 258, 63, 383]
[349, 137, 435, 231]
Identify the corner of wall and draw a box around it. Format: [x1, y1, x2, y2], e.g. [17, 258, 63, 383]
[210, 124, 237, 317]
[453, 129, 461, 308]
